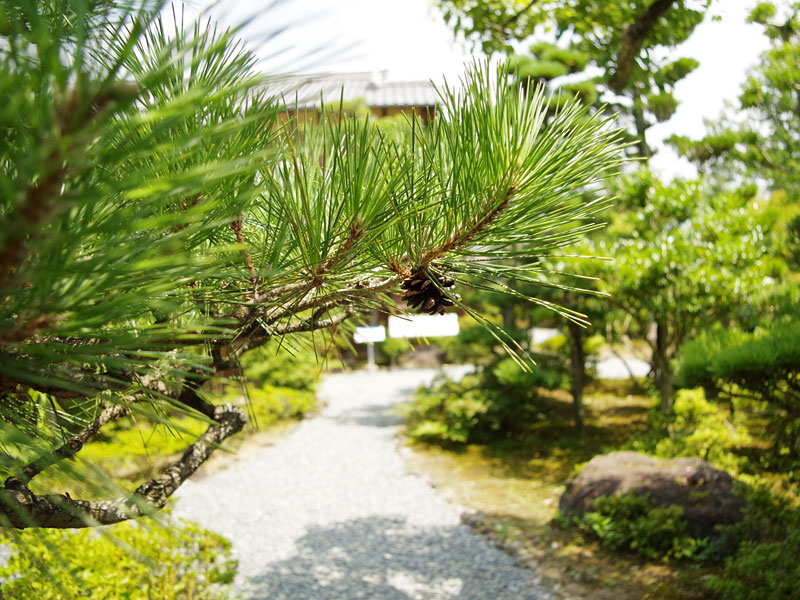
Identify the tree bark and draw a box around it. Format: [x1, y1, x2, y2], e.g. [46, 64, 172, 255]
[567, 320, 586, 431]
[610, 0, 678, 92]
[632, 92, 651, 159]
[0, 404, 246, 528]
[654, 320, 674, 413]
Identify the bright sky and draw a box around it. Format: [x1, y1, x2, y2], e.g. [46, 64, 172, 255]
[204, 0, 772, 178]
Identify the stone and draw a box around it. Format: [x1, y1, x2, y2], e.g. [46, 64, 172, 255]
[559, 451, 744, 537]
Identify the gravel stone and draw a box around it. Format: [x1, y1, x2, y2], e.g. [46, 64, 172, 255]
[174, 367, 554, 599]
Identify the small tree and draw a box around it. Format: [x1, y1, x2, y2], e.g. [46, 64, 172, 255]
[0, 1, 624, 528]
[598, 173, 782, 411]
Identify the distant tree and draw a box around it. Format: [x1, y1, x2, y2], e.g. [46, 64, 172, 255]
[670, 1, 800, 198]
[597, 173, 782, 411]
[0, 1, 624, 528]
[437, 0, 709, 158]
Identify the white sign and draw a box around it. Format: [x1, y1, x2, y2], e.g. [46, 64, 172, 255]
[353, 325, 386, 344]
[387, 314, 460, 339]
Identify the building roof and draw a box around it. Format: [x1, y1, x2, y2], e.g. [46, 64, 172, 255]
[264, 72, 439, 109]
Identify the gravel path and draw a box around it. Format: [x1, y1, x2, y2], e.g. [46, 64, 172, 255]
[174, 367, 553, 600]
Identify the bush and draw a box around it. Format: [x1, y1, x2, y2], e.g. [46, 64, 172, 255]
[491, 357, 566, 391]
[379, 338, 413, 365]
[239, 339, 321, 391]
[404, 374, 492, 443]
[624, 388, 747, 473]
[677, 323, 800, 458]
[564, 491, 711, 562]
[700, 483, 800, 599]
[705, 529, 800, 600]
[0, 516, 237, 599]
[404, 360, 564, 444]
[434, 324, 502, 364]
[237, 384, 317, 428]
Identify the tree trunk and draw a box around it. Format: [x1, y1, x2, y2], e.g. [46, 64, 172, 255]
[567, 320, 586, 431]
[654, 320, 674, 413]
[632, 93, 651, 160]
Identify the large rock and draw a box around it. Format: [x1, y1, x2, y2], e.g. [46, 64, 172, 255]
[559, 451, 744, 537]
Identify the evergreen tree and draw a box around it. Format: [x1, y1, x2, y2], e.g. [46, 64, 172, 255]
[0, 1, 624, 528]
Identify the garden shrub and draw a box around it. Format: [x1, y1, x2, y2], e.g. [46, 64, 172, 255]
[404, 374, 492, 443]
[239, 339, 321, 391]
[0, 516, 237, 599]
[379, 338, 413, 365]
[404, 359, 565, 444]
[564, 491, 711, 562]
[700, 482, 800, 599]
[704, 529, 800, 600]
[624, 388, 747, 473]
[434, 323, 504, 364]
[677, 322, 800, 459]
[490, 357, 566, 391]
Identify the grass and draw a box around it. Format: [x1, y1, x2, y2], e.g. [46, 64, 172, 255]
[402, 383, 720, 600]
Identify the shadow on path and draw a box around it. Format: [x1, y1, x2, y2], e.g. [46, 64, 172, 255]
[330, 403, 403, 428]
[246, 515, 544, 600]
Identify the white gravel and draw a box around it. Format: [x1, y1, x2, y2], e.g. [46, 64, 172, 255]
[174, 367, 553, 599]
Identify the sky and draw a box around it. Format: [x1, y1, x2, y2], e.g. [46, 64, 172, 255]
[203, 0, 772, 178]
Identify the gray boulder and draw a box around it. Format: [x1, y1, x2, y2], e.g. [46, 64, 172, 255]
[559, 451, 744, 537]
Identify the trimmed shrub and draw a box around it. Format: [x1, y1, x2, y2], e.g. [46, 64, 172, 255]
[705, 529, 800, 600]
[0, 516, 237, 599]
[563, 491, 711, 562]
[625, 388, 747, 473]
[240, 339, 321, 391]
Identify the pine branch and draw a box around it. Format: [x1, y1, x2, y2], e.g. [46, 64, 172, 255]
[0, 84, 136, 288]
[270, 309, 353, 337]
[16, 402, 131, 485]
[0, 404, 246, 528]
[230, 218, 259, 291]
[418, 184, 517, 266]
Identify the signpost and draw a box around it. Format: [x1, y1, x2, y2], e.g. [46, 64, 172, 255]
[387, 313, 460, 339]
[352, 315, 460, 369]
[353, 325, 386, 369]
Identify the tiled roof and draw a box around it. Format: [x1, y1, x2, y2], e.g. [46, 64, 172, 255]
[264, 72, 439, 109]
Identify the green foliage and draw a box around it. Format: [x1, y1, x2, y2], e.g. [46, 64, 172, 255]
[704, 484, 800, 600]
[379, 337, 413, 363]
[625, 388, 747, 473]
[565, 492, 711, 562]
[0, 516, 237, 599]
[677, 322, 800, 458]
[597, 172, 780, 407]
[239, 339, 321, 391]
[705, 531, 800, 600]
[404, 359, 566, 444]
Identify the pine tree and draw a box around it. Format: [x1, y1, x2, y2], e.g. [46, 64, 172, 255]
[0, 0, 624, 528]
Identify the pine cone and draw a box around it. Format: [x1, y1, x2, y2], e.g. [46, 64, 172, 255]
[401, 267, 460, 315]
